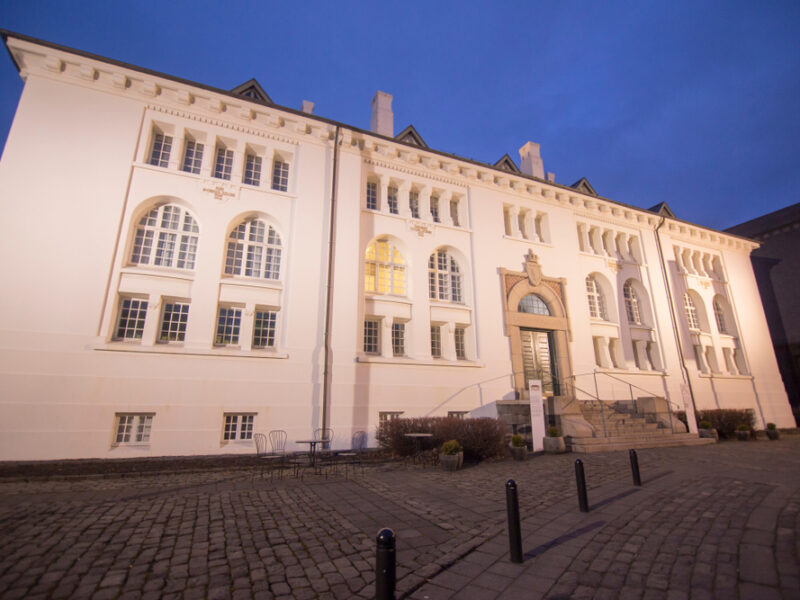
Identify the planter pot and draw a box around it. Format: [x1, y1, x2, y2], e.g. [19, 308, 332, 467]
[735, 431, 749, 441]
[698, 428, 719, 441]
[543, 436, 567, 453]
[509, 445, 527, 461]
[766, 429, 780, 441]
[440, 451, 463, 471]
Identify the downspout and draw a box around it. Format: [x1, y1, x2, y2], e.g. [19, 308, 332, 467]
[322, 126, 341, 434]
[654, 215, 699, 430]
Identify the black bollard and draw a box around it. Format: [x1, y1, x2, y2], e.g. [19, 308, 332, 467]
[629, 449, 642, 486]
[575, 459, 589, 513]
[375, 528, 396, 600]
[506, 479, 523, 563]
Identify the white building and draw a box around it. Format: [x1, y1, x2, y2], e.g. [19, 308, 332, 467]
[0, 31, 793, 460]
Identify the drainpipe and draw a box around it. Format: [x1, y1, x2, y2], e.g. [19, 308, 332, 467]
[322, 126, 341, 434]
[654, 216, 698, 432]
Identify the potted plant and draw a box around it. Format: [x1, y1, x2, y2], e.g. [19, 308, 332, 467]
[439, 440, 463, 471]
[735, 424, 751, 441]
[766, 423, 780, 441]
[697, 420, 718, 441]
[509, 434, 527, 461]
[543, 426, 567, 453]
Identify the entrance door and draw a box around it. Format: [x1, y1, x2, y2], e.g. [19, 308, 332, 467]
[520, 329, 559, 395]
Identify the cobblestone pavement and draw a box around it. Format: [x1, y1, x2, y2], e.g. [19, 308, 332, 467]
[0, 439, 798, 599]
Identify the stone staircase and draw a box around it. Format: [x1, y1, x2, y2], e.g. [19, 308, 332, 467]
[565, 401, 715, 453]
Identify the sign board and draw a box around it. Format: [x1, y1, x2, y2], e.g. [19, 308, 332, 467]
[529, 379, 546, 452]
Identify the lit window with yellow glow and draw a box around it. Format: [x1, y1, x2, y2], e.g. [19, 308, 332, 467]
[365, 239, 406, 295]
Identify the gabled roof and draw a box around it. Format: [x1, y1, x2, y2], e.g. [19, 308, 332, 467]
[494, 154, 520, 173]
[648, 202, 675, 218]
[570, 177, 597, 196]
[395, 124, 427, 148]
[230, 79, 273, 104]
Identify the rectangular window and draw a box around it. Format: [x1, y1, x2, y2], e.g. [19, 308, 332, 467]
[215, 306, 242, 346]
[455, 327, 467, 360]
[181, 139, 204, 174]
[213, 145, 234, 180]
[379, 411, 403, 425]
[387, 187, 399, 215]
[272, 159, 289, 191]
[448, 411, 468, 419]
[392, 322, 405, 357]
[409, 192, 420, 219]
[430, 196, 440, 222]
[364, 320, 380, 354]
[430, 325, 441, 358]
[243, 154, 262, 186]
[223, 414, 254, 441]
[114, 414, 153, 444]
[366, 181, 378, 210]
[159, 302, 189, 343]
[115, 298, 148, 340]
[253, 310, 277, 349]
[450, 199, 460, 227]
[149, 132, 172, 168]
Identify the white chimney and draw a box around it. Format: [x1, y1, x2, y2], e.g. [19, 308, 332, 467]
[370, 91, 394, 137]
[301, 100, 314, 114]
[519, 141, 545, 179]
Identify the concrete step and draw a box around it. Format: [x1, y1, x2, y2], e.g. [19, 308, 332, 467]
[567, 433, 716, 453]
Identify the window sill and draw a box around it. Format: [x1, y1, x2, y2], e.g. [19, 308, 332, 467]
[362, 208, 469, 232]
[133, 163, 297, 198]
[220, 277, 283, 290]
[365, 294, 412, 304]
[111, 443, 151, 448]
[357, 355, 484, 367]
[121, 266, 195, 281]
[595, 367, 665, 376]
[95, 343, 289, 359]
[698, 373, 752, 380]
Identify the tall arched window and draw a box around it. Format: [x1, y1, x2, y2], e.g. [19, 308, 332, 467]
[713, 296, 728, 334]
[224, 218, 282, 280]
[585, 275, 607, 320]
[130, 204, 199, 270]
[684, 293, 700, 330]
[518, 294, 550, 315]
[365, 239, 405, 295]
[428, 250, 462, 303]
[623, 281, 641, 325]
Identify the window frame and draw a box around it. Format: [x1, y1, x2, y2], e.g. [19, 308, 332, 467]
[181, 138, 204, 174]
[586, 275, 607, 320]
[223, 413, 255, 442]
[215, 305, 243, 347]
[243, 153, 262, 186]
[623, 281, 641, 325]
[364, 319, 380, 354]
[271, 157, 290, 192]
[213, 144, 234, 180]
[430, 325, 442, 358]
[158, 301, 190, 344]
[428, 250, 463, 303]
[148, 132, 172, 168]
[684, 293, 700, 331]
[252, 309, 278, 350]
[115, 297, 148, 341]
[130, 204, 199, 271]
[391, 322, 405, 357]
[454, 326, 467, 360]
[366, 181, 378, 210]
[224, 218, 282, 281]
[113, 413, 154, 445]
[364, 239, 406, 296]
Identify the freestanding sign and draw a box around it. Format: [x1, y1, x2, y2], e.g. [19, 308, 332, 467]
[529, 379, 546, 452]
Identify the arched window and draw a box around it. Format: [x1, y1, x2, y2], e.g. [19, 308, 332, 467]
[428, 250, 462, 303]
[585, 275, 607, 320]
[365, 239, 405, 295]
[684, 293, 700, 330]
[518, 294, 550, 315]
[623, 281, 641, 325]
[713, 297, 728, 334]
[130, 204, 198, 270]
[224, 218, 282, 280]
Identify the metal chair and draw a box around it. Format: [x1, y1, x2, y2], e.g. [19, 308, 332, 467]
[260, 430, 288, 480]
[337, 430, 367, 478]
[313, 428, 336, 476]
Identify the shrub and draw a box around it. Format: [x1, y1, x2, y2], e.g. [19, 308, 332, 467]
[376, 416, 506, 461]
[736, 423, 751, 432]
[698, 420, 713, 429]
[766, 422, 777, 431]
[510, 434, 525, 447]
[441, 440, 462, 455]
[546, 426, 561, 438]
[695, 409, 755, 439]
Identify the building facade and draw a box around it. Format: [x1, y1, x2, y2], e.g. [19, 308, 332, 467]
[0, 32, 794, 460]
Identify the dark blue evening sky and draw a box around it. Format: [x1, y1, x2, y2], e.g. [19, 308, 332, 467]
[1, 0, 798, 230]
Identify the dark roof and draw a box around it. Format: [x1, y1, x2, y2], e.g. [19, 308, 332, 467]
[230, 79, 272, 104]
[725, 203, 800, 239]
[494, 154, 520, 174]
[395, 124, 427, 148]
[570, 177, 597, 197]
[648, 202, 675, 218]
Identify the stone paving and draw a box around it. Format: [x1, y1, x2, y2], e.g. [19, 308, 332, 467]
[0, 438, 798, 599]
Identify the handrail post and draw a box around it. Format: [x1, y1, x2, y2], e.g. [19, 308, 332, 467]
[375, 528, 396, 600]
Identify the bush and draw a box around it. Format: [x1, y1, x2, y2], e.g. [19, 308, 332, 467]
[766, 422, 777, 431]
[736, 423, 751, 432]
[376, 417, 506, 461]
[698, 420, 713, 429]
[441, 440, 462, 455]
[510, 434, 525, 447]
[546, 426, 561, 438]
[696, 409, 755, 439]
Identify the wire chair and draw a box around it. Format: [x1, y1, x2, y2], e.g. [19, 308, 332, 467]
[337, 430, 367, 478]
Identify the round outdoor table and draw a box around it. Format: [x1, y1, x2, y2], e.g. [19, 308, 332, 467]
[295, 439, 330, 466]
[404, 433, 433, 465]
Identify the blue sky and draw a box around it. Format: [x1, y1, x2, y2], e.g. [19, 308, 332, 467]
[1, 0, 798, 230]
